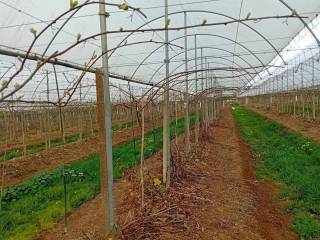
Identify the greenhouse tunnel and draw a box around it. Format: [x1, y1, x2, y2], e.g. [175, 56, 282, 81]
[0, 0, 320, 239]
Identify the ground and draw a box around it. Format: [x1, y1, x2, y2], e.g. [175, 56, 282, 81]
[247, 105, 320, 142]
[0, 122, 154, 187]
[34, 107, 295, 240]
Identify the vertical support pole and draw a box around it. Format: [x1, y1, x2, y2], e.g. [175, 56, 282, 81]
[281, 75, 284, 112]
[46, 71, 51, 150]
[210, 75, 214, 120]
[98, 0, 115, 236]
[140, 102, 145, 208]
[194, 35, 199, 143]
[22, 112, 26, 156]
[200, 48, 204, 127]
[200, 48, 204, 126]
[276, 76, 279, 112]
[53, 65, 67, 233]
[214, 77, 217, 119]
[312, 57, 316, 119]
[95, 70, 110, 236]
[205, 59, 209, 129]
[79, 81, 83, 140]
[301, 64, 305, 117]
[184, 11, 190, 154]
[163, 0, 170, 188]
[270, 80, 272, 107]
[286, 66, 289, 113]
[293, 68, 296, 116]
[174, 94, 178, 145]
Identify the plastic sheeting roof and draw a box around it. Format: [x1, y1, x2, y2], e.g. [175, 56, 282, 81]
[243, 50, 320, 97]
[0, 0, 320, 101]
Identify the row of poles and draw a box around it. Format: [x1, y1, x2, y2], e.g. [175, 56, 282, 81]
[97, 0, 222, 237]
[245, 54, 318, 96]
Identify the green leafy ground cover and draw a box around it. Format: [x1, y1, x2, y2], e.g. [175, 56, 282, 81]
[0, 115, 195, 240]
[232, 105, 320, 239]
[0, 121, 137, 162]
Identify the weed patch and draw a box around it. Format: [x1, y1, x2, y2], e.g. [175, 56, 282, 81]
[232, 105, 320, 239]
[0, 115, 195, 239]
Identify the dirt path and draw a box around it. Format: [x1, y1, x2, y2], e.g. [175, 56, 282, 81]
[0, 123, 154, 187]
[198, 107, 295, 239]
[35, 107, 295, 240]
[246, 105, 320, 143]
[165, 107, 295, 239]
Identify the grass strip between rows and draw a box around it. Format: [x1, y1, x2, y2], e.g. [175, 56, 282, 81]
[0, 121, 137, 162]
[0, 115, 195, 240]
[232, 104, 320, 239]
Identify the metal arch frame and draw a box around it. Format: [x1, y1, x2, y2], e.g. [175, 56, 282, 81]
[109, 9, 289, 66]
[168, 70, 251, 93]
[191, 84, 238, 98]
[195, 47, 263, 80]
[200, 60, 255, 84]
[160, 54, 254, 87]
[170, 61, 251, 91]
[132, 33, 267, 82]
[151, 47, 257, 86]
[164, 60, 256, 91]
[171, 10, 286, 64]
[172, 82, 238, 97]
[277, 0, 320, 47]
[109, 3, 319, 93]
[131, 34, 266, 81]
[238, 0, 320, 95]
[152, 49, 254, 81]
[147, 35, 268, 83]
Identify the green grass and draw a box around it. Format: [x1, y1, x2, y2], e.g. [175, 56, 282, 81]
[112, 120, 136, 131]
[0, 121, 138, 162]
[0, 133, 87, 162]
[232, 104, 320, 239]
[0, 114, 195, 240]
[280, 105, 313, 115]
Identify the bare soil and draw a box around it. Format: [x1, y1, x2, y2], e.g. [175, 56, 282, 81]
[246, 105, 320, 143]
[35, 107, 296, 240]
[0, 128, 85, 153]
[0, 119, 130, 153]
[0, 123, 154, 187]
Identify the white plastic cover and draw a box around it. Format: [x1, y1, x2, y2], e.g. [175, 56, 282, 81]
[0, 0, 320, 101]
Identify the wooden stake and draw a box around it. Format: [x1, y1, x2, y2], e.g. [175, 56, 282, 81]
[95, 70, 111, 236]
